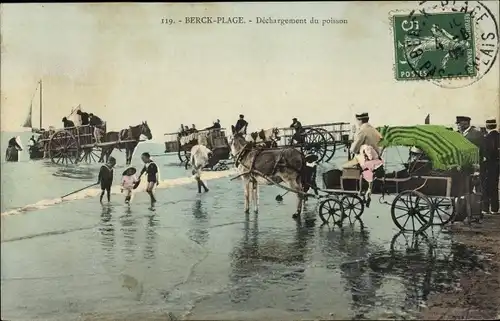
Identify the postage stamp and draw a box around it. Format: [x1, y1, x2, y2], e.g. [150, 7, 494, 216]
[392, 1, 499, 88]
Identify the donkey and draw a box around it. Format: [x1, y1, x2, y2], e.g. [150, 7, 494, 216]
[245, 127, 281, 148]
[99, 121, 152, 165]
[229, 128, 307, 218]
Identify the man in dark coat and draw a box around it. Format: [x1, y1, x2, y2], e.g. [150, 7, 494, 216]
[62, 117, 75, 128]
[89, 113, 104, 143]
[77, 110, 90, 125]
[456, 116, 483, 148]
[481, 118, 499, 214]
[290, 118, 305, 144]
[234, 114, 248, 134]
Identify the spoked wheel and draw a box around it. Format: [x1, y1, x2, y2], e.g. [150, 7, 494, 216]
[429, 197, 455, 226]
[391, 190, 434, 233]
[341, 195, 365, 222]
[318, 198, 345, 226]
[79, 147, 102, 163]
[390, 231, 435, 264]
[315, 128, 337, 162]
[48, 130, 80, 165]
[299, 128, 327, 163]
[178, 149, 190, 164]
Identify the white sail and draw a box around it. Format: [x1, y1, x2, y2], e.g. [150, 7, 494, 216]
[22, 102, 33, 128]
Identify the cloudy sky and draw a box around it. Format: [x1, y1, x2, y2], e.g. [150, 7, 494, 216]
[1, 2, 498, 141]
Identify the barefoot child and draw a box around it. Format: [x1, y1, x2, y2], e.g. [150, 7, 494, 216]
[98, 156, 116, 203]
[139, 152, 159, 207]
[121, 167, 138, 204]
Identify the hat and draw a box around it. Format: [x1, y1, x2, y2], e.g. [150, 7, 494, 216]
[455, 116, 471, 123]
[355, 113, 369, 120]
[62, 117, 67, 121]
[486, 118, 497, 126]
[239, 114, 244, 118]
[292, 118, 297, 121]
[122, 167, 137, 175]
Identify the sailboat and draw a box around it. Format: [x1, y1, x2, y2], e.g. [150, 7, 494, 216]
[22, 79, 44, 133]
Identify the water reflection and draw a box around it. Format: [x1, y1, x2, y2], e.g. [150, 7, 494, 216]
[99, 205, 115, 263]
[143, 214, 158, 261]
[228, 213, 316, 311]
[366, 230, 490, 317]
[188, 198, 209, 246]
[51, 165, 95, 180]
[119, 207, 137, 263]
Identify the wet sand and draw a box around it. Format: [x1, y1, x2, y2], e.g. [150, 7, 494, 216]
[421, 214, 500, 320]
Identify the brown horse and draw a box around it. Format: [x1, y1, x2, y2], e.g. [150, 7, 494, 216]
[99, 122, 152, 165]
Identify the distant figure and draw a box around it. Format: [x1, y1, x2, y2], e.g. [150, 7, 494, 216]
[89, 113, 105, 143]
[138, 152, 159, 208]
[97, 156, 116, 203]
[62, 117, 75, 128]
[77, 110, 90, 125]
[290, 118, 304, 144]
[206, 119, 221, 130]
[233, 114, 248, 135]
[121, 167, 139, 205]
[179, 124, 185, 137]
[28, 135, 36, 147]
[191, 124, 198, 133]
[6, 136, 23, 162]
[481, 118, 499, 215]
[184, 125, 190, 135]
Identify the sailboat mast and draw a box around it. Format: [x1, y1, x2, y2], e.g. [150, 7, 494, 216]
[39, 79, 43, 129]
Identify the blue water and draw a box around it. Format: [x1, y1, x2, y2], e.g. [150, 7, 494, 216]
[1, 131, 466, 321]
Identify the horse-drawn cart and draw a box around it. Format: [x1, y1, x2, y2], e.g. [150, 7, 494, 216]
[164, 128, 232, 170]
[317, 125, 480, 233]
[34, 122, 150, 165]
[278, 122, 353, 163]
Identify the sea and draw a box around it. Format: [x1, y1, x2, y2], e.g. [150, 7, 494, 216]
[1, 131, 464, 321]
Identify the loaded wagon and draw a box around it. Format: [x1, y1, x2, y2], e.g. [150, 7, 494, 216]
[278, 122, 354, 163]
[164, 128, 232, 170]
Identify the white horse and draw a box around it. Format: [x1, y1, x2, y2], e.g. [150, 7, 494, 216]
[246, 127, 281, 147]
[186, 144, 212, 193]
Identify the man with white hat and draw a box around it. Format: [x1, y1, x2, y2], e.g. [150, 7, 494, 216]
[481, 118, 499, 214]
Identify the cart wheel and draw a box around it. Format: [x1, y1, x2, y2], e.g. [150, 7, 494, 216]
[300, 128, 327, 163]
[178, 149, 190, 164]
[341, 195, 365, 221]
[48, 130, 80, 165]
[390, 230, 435, 263]
[391, 190, 434, 233]
[79, 146, 102, 163]
[315, 128, 337, 162]
[429, 197, 455, 226]
[318, 198, 344, 226]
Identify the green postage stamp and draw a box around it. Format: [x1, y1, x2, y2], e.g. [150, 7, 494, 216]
[393, 11, 476, 81]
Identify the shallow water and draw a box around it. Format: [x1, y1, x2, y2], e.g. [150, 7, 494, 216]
[1, 132, 492, 320]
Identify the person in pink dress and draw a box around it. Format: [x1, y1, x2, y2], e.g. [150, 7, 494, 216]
[121, 167, 139, 204]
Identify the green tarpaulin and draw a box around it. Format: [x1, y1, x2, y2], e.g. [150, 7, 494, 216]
[376, 125, 479, 170]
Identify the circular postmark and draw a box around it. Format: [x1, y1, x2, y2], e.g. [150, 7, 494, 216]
[400, 1, 499, 89]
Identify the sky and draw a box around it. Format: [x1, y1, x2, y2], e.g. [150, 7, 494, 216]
[1, 2, 499, 142]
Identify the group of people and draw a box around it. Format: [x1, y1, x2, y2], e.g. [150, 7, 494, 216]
[97, 152, 159, 208]
[178, 124, 198, 137]
[61, 110, 106, 143]
[345, 112, 499, 215]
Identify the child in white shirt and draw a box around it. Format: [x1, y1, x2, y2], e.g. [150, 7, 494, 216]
[121, 167, 139, 204]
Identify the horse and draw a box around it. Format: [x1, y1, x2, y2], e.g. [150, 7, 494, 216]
[229, 128, 308, 218]
[245, 127, 281, 148]
[99, 122, 152, 165]
[5, 136, 23, 162]
[186, 144, 212, 193]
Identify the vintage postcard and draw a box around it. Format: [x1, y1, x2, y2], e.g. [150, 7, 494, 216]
[1, 2, 499, 320]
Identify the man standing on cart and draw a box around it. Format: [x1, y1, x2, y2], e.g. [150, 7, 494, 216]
[89, 113, 105, 144]
[481, 118, 499, 215]
[233, 114, 248, 135]
[342, 113, 382, 169]
[290, 118, 305, 144]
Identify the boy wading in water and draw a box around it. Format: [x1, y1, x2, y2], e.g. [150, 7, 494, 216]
[121, 167, 139, 204]
[139, 152, 159, 207]
[98, 156, 116, 203]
